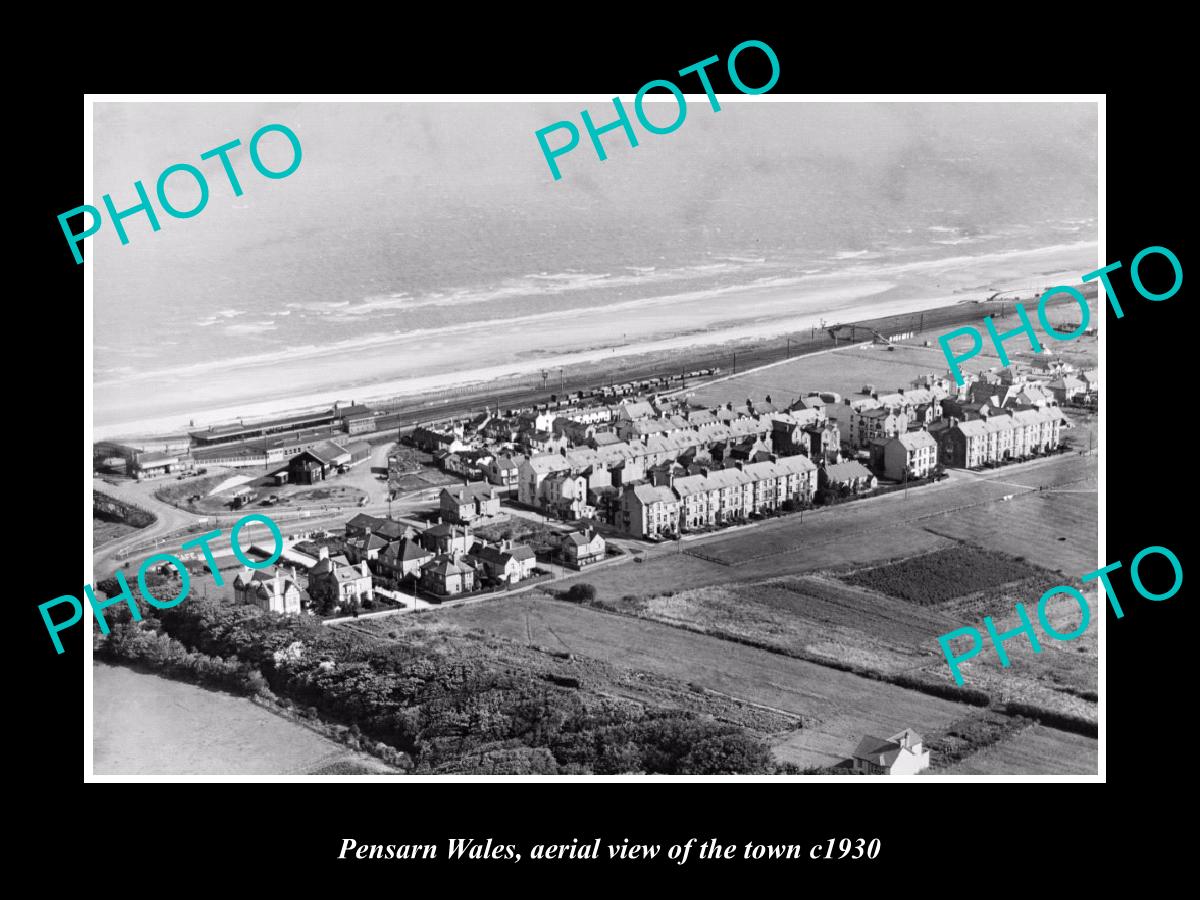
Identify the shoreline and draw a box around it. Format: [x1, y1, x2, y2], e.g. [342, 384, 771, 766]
[97, 286, 1091, 445]
[94, 241, 1100, 441]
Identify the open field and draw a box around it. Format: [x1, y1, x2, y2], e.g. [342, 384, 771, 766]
[939, 724, 1098, 775]
[920, 479, 1098, 577]
[93, 663, 397, 776]
[440, 595, 971, 769]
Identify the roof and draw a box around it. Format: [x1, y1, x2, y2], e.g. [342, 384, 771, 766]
[851, 735, 903, 767]
[347, 513, 388, 531]
[591, 432, 622, 446]
[373, 520, 410, 542]
[337, 404, 372, 419]
[631, 483, 678, 506]
[618, 400, 657, 420]
[895, 430, 937, 450]
[306, 440, 351, 465]
[137, 451, 178, 466]
[421, 554, 474, 577]
[853, 729, 921, 768]
[824, 461, 873, 481]
[442, 482, 497, 503]
[380, 537, 431, 563]
[309, 559, 368, 584]
[348, 532, 388, 552]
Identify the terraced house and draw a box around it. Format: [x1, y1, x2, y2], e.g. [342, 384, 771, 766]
[876, 430, 939, 480]
[619, 455, 818, 538]
[933, 407, 1063, 468]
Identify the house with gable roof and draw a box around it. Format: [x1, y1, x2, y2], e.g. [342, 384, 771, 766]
[307, 547, 373, 610]
[233, 565, 303, 615]
[561, 528, 607, 568]
[440, 482, 501, 524]
[850, 728, 930, 775]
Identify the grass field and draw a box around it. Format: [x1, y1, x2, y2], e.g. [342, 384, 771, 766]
[93, 663, 397, 776]
[686, 343, 998, 414]
[920, 483, 1098, 577]
[938, 724, 1098, 774]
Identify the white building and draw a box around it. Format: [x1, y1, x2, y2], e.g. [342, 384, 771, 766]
[850, 728, 930, 775]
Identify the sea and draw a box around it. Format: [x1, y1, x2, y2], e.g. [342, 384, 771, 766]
[91, 101, 1098, 439]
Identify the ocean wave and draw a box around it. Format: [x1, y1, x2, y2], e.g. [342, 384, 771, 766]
[274, 259, 781, 319]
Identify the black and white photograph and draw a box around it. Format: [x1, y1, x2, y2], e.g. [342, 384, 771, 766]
[79, 95, 1105, 780]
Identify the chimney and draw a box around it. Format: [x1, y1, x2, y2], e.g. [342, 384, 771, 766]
[319, 546, 329, 561]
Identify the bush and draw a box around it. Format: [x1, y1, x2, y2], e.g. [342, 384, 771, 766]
[565, 583, 597, 604]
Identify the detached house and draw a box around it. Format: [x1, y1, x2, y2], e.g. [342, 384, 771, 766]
[851, 728, 930, 775]
[373, 537, 433, 584]
[561, 528, 606, 568]
[420, 553, 477, 596]
[440, 483, 502, 524]
[468, 540, 537, 584]
[307, 549, 373, 610]
[233, 565, 302, 615]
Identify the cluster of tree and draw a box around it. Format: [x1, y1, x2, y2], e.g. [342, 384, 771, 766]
[98, 620, 271, 698]
[135, 599, 777, 775]
[93, 491, 156, 528]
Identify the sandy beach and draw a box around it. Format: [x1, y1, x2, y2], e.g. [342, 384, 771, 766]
[94, 241, 1097, 441]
